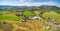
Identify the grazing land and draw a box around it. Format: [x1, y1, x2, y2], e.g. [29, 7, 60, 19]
[0, 5, 60, 31]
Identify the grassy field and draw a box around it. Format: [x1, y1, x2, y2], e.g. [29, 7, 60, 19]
[0, 11, 22, 21]
[0, 20, 44, 31]
[0, 10, 60, 31]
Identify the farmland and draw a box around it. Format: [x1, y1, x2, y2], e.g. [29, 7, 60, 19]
[0, 5, 60, 31]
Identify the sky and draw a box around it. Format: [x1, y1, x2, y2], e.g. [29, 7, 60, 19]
[0, 0, 60, 6]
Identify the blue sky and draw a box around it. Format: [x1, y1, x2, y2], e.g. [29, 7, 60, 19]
[0, 0, 60, 6]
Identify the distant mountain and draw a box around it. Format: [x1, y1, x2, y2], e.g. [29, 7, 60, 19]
[0, 5, 29, 9]
[0, 5, 60, 11]
[39, 5, 60, 11]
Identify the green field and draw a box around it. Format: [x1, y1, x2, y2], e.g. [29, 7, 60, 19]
[0, 8, 60, 31]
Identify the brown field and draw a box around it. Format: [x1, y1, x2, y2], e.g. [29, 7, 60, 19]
[0, 20, 44, 31]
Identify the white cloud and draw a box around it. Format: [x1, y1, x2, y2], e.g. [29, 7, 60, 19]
[0, 0, 58, 7]
[17, 1, 56, 6]
[16, 0, 56, 6]
[19, 0, 25, 3]
[19, 0, 31, 3]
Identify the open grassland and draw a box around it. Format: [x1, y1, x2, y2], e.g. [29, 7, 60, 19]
[0, 9, 60, 31]
[0, 20, 44, 31]
[0, 11, 22, 21]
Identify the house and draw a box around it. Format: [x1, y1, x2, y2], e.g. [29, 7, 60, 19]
[22, 17, 26, 22]
[22, 19, 26, 22]
[28, 16, 41, 20]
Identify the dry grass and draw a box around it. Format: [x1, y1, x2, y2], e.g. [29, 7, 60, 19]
[0, 20, 44, 31]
